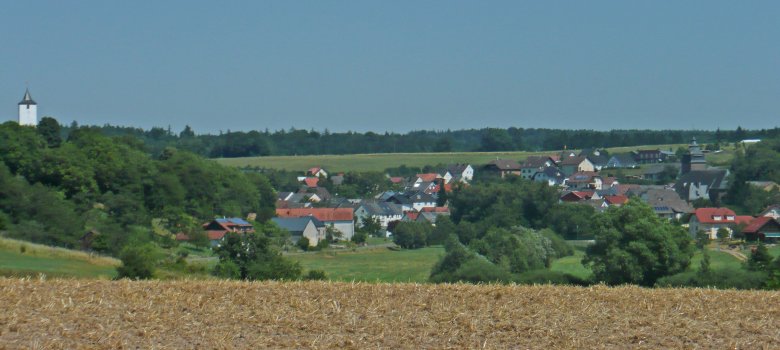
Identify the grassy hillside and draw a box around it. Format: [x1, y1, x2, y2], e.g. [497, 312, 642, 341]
[2, 279, 778, 348]
[215, 144, 685, 172]
[290, 246, 444, 283]
[0, 237, 119, 279]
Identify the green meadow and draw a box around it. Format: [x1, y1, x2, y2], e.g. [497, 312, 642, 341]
[214, 144, 686, 172]
[0, 238, 119, 279]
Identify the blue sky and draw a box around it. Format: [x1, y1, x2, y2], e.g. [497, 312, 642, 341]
[1, 1, 778, 133]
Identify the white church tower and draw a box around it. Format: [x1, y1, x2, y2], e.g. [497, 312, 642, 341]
[18, 89, 38, 126]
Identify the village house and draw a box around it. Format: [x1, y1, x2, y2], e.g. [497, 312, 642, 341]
[606, 153, 638, 169]
[634, 149, 665, 164]
[520, 156, 556, 179]
[354, 200, 404, 230]
[674, 169, 729, 202]
[484, 159, 522, 178]
[742, 217, 780, 242]
[760, 205, 780, 219]
[275, 208, 355, 241]
[560, 191, 594, 203]
[196, 217, 256, 246]
[688, 208, 752, 240]
[444, 164, 474, 183]
[627, 187, 693, 220]
[271, 216, 326, 246]
[307, 167, 328, 178]
[580, 149, 609, 171]
[532, 166, 566, 186]
[559, 156, 595, 177]
[565, 172, 603, 191]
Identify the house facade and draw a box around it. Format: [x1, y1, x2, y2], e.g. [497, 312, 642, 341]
[688, 208, 751, 239]
[520, 156, 555, 180]
[271, 216, 326, 246]
[275, 208, 355, 241]
[484, 159, 522, 178]
[559, 156, 594, 177]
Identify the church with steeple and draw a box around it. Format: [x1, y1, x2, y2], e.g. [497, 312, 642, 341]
[18, 88, 38, 126]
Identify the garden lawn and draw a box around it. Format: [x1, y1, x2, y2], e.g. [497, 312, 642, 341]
[290, 246, 443, 283]
[550, 250, 592, 280]
[691, 249, 744, 271]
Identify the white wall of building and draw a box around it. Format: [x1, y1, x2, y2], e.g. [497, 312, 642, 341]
[18, 104, 37, 126]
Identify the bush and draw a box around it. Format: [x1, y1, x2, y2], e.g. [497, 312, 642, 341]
[297, 237, 310, 251]
[115, 244, 157, 280]
[539, 229, 574, 258]
[431, 257, 513, 284]
[304, 269, 328, 281]
[515, 270, 589, 286]
[213, 260, 240, 279]
[656, 268, 768, 290]
[351, 231, 367, 244]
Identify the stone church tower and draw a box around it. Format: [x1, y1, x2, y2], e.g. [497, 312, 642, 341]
[681, 137, 706, 174]
[18, 89, 38, 126]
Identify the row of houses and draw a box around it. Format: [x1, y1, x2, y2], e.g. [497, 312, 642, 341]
[689, 205, 780, 241]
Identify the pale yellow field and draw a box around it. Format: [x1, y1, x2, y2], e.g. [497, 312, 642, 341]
[1, 279, 778, 349]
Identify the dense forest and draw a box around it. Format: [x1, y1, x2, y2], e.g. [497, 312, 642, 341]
[60, 122, 779, 158]
[0, 118, 276, 256]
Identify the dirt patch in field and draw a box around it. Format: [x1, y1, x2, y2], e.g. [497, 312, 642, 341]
[0, 278, 778, 349]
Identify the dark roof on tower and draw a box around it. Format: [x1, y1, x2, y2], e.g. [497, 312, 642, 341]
[19, 89, 36, 105]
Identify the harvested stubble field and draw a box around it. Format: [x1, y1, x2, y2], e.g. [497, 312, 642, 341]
[1, 279, 778, 349]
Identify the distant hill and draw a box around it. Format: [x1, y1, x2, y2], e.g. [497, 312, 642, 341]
[62, 122, 778, 158]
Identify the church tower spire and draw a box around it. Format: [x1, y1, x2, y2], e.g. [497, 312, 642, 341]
[18, 88, 38, 126]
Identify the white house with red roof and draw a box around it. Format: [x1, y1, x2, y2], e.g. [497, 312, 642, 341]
[276, 208, 354, 240]
[688, 208, 753, 239]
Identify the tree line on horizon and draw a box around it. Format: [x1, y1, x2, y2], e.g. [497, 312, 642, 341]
[58, 121, 779, 158]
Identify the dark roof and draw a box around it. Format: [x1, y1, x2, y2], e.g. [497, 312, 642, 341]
[18, 89, 36, 105]
[445, 164, 470, 175]
[586, 154, 609, 167]
[215, 217, 252, 225]
[609, 153, 638, 166]
[360, 200, 403, 216]
[674, 169, 729, 198]
[485, 159, 521, 170]
[559, 155, 588, 166]
[636, 188, 693, 214]
[521, 156, 554, 168]
[271, 217, 324, 233]
[533, 166, 566, 182]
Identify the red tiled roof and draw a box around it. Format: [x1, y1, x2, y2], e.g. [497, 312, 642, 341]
[308, 167, 322, 174]
[604, 195, 629, 205]
[276, 208, 354, 222]
[421, 207, 449, 213]
[561, 191, 593, 202]
[615, 184, 640, 195]
[694, 208, 737, 224]
[567, 171, 600, 183]
[206, 230, 228, 240]
[602, 177, 618, 187]
[389, 177, 405, 183]
[742, 216, 777, 233]
[416, 173, 439, 182]
[304, 177, 319, 187]
[560, 155, 588, 166]
[735, 215, 755, 225]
